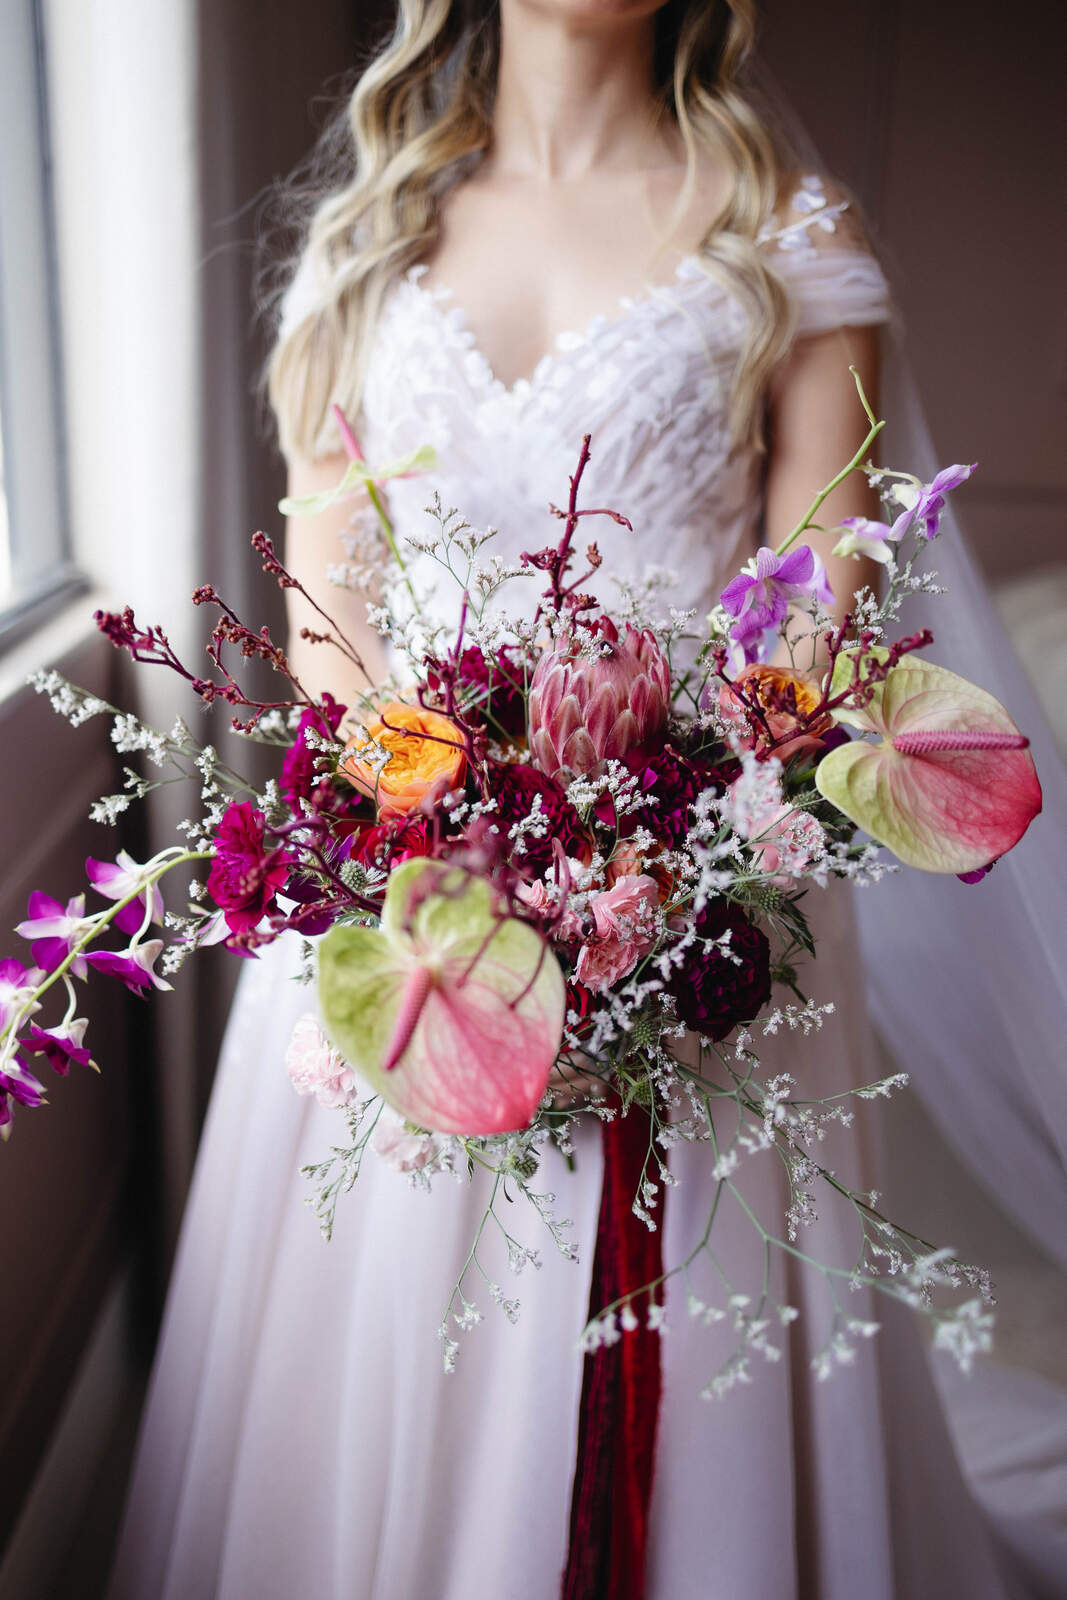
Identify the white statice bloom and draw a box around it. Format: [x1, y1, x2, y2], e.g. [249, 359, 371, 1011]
[110, 713, 168, 766]
[488, 1283, 521, 1324]
[452, 1300, 483, 1333]
[855, 1071, 910, 1100]
[718, 747, 786, 839]
[437, 1326, 459, 1375]
[29, 670, 110, 727]
[89, 793, 134, 825]
[933, 1300, 996, 1374]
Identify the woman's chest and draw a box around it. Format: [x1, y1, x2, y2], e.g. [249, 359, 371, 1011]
[359, 264, 764, 628]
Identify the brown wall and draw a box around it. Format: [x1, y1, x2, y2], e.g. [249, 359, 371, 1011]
[0, 637, 131, 1551]
[760, 0, 1067, 582]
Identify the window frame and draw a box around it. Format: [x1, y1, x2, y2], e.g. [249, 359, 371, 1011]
[0, 0, 84, 654]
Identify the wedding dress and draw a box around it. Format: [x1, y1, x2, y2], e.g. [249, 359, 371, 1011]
[108, 198, 1042, 1599]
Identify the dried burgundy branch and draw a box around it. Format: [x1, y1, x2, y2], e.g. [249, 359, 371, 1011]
[251, 530, 370, 677]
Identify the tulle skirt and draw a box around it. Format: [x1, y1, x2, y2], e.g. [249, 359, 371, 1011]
[108, 886, 1018, 1599]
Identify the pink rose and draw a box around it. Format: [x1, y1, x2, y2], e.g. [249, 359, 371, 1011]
[284, 1013, 357, 1109]
[372, 1113, 437, 1173]
[748, 804, 826, 886]
[574, 873, 659, 993]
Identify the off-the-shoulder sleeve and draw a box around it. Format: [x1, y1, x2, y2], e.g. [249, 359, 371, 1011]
[759, 173, 892, 336]
[772, 247, 892, 336]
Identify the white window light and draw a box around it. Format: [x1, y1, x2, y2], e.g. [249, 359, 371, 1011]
[0, 0, 83, 650]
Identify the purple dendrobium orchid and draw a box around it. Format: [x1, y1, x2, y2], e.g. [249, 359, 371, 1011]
[808, 548, 836, 608]
[0, 1058, 47, 1126]
[720, 545, 820, 663]
[86, 852, 165, 937]
[0, 956, 45, 1033]
[22, 1017, 91, 1076]
[832, 516, 900, 565]
[15, 891, 92, 978]
[890, 464, 976, 541]
[957, 857, 999, 885]
[84, 939, 172, 994]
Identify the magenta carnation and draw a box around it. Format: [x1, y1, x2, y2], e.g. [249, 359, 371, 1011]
[485, 762, 587, 874]
[667, 900, 771, 1041]
[207, 802, 293, 934]
[280, 692, 346, 812]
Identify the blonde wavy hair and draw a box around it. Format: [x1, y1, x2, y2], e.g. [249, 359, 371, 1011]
[268, 0, 795, 463]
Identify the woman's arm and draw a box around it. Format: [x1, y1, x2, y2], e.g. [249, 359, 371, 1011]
[764, 322, 882, 646]
[283, 452, 390, 709]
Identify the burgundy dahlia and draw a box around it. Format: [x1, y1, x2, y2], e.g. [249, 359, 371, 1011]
[615, 742, 721, 849]
[667, 900, 771, 1042]
[207, 802, 293, 934]
[527, 617, 671, 783]
[485, 762, 587, 875]
[426, 645, 528, 738]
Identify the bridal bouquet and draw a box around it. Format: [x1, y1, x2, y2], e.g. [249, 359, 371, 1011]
[2, 382, 1041, 1390]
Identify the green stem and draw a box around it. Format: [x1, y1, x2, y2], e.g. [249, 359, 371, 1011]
[773, 368, 885, 557]
[365, 478, 419, 610]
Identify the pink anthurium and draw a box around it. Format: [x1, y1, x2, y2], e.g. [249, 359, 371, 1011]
[815, 654, 1042, 873]
[318, 859, 566, 1136]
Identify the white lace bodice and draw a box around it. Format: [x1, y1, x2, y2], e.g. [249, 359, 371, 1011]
[289, 185, 891, 629]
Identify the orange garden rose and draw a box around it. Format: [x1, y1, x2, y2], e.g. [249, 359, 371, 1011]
[718, 663, 832, 763]
[341, 702, 466, 819]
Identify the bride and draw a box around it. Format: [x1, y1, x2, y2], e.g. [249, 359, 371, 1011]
[108, 2, 1049, 1596]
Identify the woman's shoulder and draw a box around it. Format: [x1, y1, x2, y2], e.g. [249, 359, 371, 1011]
[758, 171, 893, 336]
[759, 171, 873, 257]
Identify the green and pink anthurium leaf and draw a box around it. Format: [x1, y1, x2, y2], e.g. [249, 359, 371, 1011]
[815, 655, 1042, 873]
[277, 444, 437, 519]
[318, 858, 566, 1136]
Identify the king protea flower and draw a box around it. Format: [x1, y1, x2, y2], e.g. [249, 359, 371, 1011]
[318, 859, 565, 1135]
[815, 653, 1041, 873]
[527, 617, 671, 783]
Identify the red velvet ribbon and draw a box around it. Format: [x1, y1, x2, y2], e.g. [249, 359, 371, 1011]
[562, 1108, 665, 1600]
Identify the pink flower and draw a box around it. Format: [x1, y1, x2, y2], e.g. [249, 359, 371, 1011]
[725, 768, 826, 885]
[84, 939, 172, 993]
[86, 852, 165, 936]
[574, 873, 660, 993]
[22, 1018, 91, 1076]
[15, 892, 92, 977]
[280, 692, 346, 813]
[717, 664, 832, 765]
[527, 618, 671, 782]
[0, 1058, 47, 1127]
[891, 463, 976, 540]
[207, 801, 293, 935]
[284, 1013, 358, 1109]
[371, 1112, 437, 1173]
[719, 545, 824, 664]
[748, 805, 827, 885]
